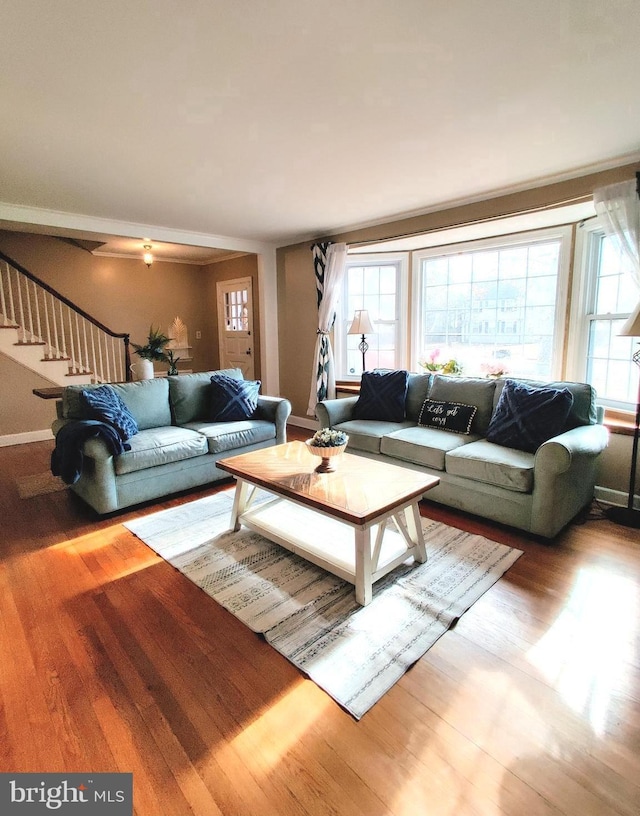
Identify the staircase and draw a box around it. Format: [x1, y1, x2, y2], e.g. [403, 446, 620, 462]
[0, 251, 130, 387]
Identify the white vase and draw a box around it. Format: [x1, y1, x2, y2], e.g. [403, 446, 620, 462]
[130, 359, 155, 381]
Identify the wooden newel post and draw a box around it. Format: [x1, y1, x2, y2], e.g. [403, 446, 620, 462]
[124, 335, 132, 381]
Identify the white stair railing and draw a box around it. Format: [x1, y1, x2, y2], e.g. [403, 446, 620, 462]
[0, 252, 130, 383]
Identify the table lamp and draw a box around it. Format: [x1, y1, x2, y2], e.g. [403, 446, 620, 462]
[348, 310, 375, 372]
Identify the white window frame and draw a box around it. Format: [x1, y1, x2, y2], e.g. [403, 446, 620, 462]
[411, 226, 573, 379]
[568, 217, 638, 411]
[335, 253, 408, 380]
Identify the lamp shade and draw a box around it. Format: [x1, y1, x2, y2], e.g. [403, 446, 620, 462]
[348, 310, 374, 335]
[620, 300, 640, 337]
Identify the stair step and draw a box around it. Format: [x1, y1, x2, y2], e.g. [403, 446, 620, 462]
[14, 341, 46, 346]
[66, 371, 94, 378]
[0, 324, 19, 330]
[41, 356, 71, 362]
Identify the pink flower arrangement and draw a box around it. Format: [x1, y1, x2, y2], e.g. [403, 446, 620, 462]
[481, 362, 508, 378]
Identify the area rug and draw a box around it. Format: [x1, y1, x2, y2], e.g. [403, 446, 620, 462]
[16, 471, 66, 499]
[124, 491, 523, 719]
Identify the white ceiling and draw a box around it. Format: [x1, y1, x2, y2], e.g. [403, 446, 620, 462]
[1, 0, 639, 256]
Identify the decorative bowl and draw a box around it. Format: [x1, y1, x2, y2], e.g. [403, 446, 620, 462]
[305, 439, 348, 473]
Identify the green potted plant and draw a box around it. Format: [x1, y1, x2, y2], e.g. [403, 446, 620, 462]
[130, 325, 171, 380]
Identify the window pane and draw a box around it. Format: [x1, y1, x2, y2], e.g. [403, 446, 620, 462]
[594, 234, 637, 314]
[587, 317, 637, 404]
[340, 260, 400, 377]
[379, 266, 396, 294]
[418, 236, 563, 378]
[584, 229, 639, 407]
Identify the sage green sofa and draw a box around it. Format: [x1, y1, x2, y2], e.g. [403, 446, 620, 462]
[316, 373, 609, 539]
[52, 369, 291, 514]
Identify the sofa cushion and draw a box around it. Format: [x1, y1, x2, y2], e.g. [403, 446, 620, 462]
[169, 369, 243, 424]
[209, 373, 260, 421]
[110, 379, 172, 430]
[64, 378, 172, 430]
[353, 370, 409, 422]
[486, 379, 574, 453]
[428, 375, 496, 435]
[81, 385, 139, 441]
[405, 373, 432, 422]
[493, 377, 597, 429]
[184, 420, 276, 454]
[331, 419, 414, 454]
[418, 399, 477, 434]
[445, 439, 535, 493]
[113, 426, 208, 475]
[382, 426, 479, 471]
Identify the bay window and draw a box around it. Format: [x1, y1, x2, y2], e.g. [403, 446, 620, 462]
[337, 206, 638, 416]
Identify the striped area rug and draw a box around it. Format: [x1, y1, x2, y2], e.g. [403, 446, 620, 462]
[124, 490, 522, 719]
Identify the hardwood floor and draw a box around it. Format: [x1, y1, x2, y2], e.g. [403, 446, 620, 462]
[1, 429, 638, 816]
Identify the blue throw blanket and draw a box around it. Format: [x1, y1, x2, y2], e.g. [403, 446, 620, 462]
[51, 420, 131, 485]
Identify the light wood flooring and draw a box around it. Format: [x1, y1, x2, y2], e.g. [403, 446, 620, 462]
[1, 429, 638, 816]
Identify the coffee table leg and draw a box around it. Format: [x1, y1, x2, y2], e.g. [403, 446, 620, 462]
[406, 502, 427, 563]
[355, 528, 373, 606]
[230, 479, 249, 532]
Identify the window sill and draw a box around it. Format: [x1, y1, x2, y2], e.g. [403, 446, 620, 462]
[336, 381, 360, 396]
[603, 409, 637, 436]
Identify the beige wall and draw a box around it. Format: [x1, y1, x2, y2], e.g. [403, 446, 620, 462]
[0, 356, 58, 436]
[0, 231, 258, 437]
[277, 244, 319, 419]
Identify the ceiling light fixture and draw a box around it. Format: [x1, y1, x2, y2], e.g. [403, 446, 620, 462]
[143, 244, 153, 268]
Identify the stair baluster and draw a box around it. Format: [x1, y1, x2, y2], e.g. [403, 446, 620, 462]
[0, 250, 130, 385]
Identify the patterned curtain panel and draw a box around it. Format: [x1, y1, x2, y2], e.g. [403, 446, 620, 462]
[307, 242, 348, 416]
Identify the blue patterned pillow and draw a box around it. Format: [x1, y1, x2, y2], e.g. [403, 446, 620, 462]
[486, 379, 574, 453]
[209, 374, 261, 421]
[353, 370, 409, 422]
[81, 385, 139, 441]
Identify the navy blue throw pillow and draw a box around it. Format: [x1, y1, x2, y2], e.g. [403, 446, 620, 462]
[486, 379, 574, 453]
[210, 374, 261, 421]
[81, 385, 139, 441]
[353, 370, 409, 422]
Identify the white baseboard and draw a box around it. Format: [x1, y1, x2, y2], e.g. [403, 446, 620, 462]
[594, 485, 640, 510]
[288, 415, 318, 432]
[0, 429, 54, 448]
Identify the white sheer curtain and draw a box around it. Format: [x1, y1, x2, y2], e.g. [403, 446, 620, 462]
[594, 179, 640, 290]
[307, 242, 348, 416]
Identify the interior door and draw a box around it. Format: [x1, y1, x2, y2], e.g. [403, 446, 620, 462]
[216, 277, 255, 379]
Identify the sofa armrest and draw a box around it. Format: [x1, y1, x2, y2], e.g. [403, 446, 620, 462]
[531, 423, 609, 537]
[256, 395, 292, 444]
[535, 424, 610, 476]
[316, 397, 358, 428]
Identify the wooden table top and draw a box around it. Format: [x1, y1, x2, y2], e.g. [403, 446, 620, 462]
[218, 440, 439, 526]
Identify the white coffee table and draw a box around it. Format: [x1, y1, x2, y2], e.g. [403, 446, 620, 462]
[217, 441, 439, 605]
